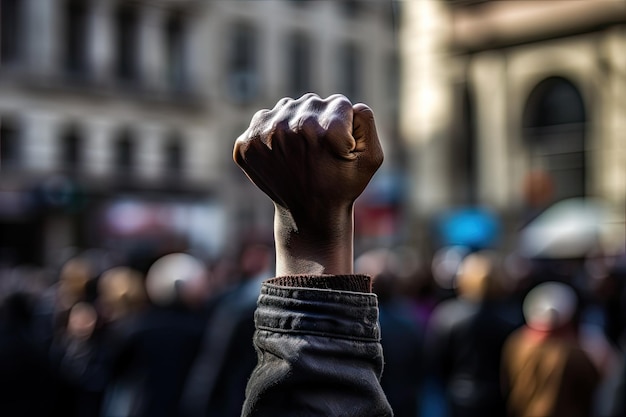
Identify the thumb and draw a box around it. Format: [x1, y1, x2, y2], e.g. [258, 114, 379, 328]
[352, 103, 384, 165]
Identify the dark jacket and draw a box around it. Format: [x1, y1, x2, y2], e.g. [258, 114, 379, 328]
[0, 293, 59, 417]
[427, 298, 518, 417]
[107, 306, 206, 417]
[241, 275, 392, 417]
[181, 276, 264, 417]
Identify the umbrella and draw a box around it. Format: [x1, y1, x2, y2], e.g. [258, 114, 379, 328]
[519, 197, 620, 259]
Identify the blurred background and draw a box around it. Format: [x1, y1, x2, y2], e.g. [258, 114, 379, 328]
[0, 0, 626, 416]
[0, 0, 624, 267]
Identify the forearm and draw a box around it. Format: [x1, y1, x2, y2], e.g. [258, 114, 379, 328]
[273, 204, 354, 276]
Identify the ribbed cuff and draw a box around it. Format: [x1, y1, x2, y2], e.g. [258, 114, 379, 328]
[256, 282, 380, 341]
[265, 274, 372, 293]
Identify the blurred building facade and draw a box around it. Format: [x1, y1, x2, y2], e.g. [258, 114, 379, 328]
[0, 0, 400, 266]
[400, 0, 626, 251]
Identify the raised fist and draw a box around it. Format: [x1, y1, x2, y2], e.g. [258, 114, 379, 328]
[233, 93, 383, 275]
[233, 93, 383, 224]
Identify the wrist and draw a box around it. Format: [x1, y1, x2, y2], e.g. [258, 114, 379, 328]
[274, 204, 354, 276]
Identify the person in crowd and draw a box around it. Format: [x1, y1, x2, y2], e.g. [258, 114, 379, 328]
[97, 266, 148, 417]
[501, 281, 601, 417]
[0, 284, 59, 417]
[51, 301, 109, 417]
[614, 356, 626, 416]
[33, 255, 97, 346]
[228, 93, 391, 416]
[355, 248, 424, 417]
[97, 266, 147, 324]
[105, 253, 209, 417]
[181, 241, 274, 417]
[426, 251, 519, 417]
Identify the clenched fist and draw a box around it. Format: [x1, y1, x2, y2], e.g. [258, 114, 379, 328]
[233, 94, 383, 276]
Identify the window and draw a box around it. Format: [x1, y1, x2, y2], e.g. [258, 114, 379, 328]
[114, 130, 134, 175]
[287, 33, 312, 97]
[337, 42, 360, 102]
[61, 126, 81, 174]
[1, 0, 22, 65]
[64, 0, 89, 77]
[166, 13, 187, 91]
[387, 1, 401, 30]
[451, 84, 477, 204]
[339, 0, 362, 18]
[164, 135, 183, 176]
[227, 23, 259, 103]
[0, 118, 20, 170]
[288, 0, 309, 7]
[115, 5, 139, 82]
[523, 77, 587, 199]
[386, 51, 399, 110]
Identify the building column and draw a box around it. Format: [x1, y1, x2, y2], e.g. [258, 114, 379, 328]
[600, 28, 626, 207]
[22, 112, 56, 172]
[137, 124, 162, 180]
[139, 5, 166, 90]
[85, 119, 114, 177]
[24, 0, 59, 74]
[89, 0, 115, 83]
[185, 9, 207, 94]
[399, 0, 454, 216]
[597, 27, 626, 251]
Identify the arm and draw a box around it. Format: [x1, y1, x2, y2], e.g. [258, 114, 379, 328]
[233, 94, 391, 417]
[233, 93, 383, 276]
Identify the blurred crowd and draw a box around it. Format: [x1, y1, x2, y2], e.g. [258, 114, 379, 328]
[1, 219, 625, 417]
[357, 244, 626, 417]
[0, 240, 274, 417]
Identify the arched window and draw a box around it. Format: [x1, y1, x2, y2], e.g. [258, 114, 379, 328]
[0, 0, 22, 65]
[0, 117, 20, 170]
[164, 134, 183, 176]
[166, 12, 187, 91]
[336, 42, 361, 102]
[114, 129, 134, 175]
[523, 77, 587, 199]
[64, 0, 89, 77]
[61, 125, 81, 174]
[115, 5, 139, 82]
[227, 22, 259, 103]
[286, 32, 312, 97]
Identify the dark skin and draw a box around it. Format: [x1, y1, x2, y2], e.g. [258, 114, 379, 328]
[233, 93, 383, 276]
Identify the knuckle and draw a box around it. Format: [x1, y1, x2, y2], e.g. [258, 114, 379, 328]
[299, 92, 319, 101]
[326, 93, 351, 107]
[297, 113, 322, 135]
[275, 97, 292, 109]
[250, 109, 270, 128]
[302, 93, 323, 107]
[269, 118, 290, 136]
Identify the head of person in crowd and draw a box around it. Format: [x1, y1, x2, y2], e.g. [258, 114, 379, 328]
[356, 247, 425, 303]
[455, 251, 505, 302]
[145, 253, 210, 309]
[238, 241, 274, 283]
[66, 301, 98, 342]
[57, 256, 94, 311]
[97, 266, 147, 323]
[523, 281, 578, 334]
